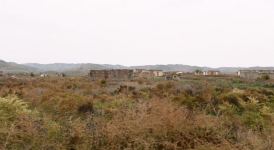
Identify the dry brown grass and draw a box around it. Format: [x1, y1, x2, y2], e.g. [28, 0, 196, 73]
[0, 76, 274, 149]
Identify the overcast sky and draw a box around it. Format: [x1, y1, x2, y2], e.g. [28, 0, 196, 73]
[0, 0, 273, 67]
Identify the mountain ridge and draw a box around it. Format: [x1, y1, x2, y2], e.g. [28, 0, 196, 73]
[0, 60, 37, 73]
[1, 59, 274, 75]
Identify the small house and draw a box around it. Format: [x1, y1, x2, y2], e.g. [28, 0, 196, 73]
[40, 74, 49, 78]
[203, 70, 220, 76]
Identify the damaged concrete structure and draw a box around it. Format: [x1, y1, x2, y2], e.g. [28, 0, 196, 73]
[133, 69, 164, 79]
[238, 70, 274, 80]
[164, 72, 181, 80]
[90, 69, 134, 81]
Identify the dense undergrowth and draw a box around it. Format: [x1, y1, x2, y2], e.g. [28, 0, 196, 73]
[0, 76, 274, 149]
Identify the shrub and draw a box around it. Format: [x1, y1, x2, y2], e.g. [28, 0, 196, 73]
[78, 102, 94, 114]
[220, 93, 244, 112]
[241, 111, 266, 131]
[0, 96, 40, 149]
[257, 74, 270, 81]
[100, 80, 107, 87]
[100, 99, 227, 149]
[0, 96, 31, 122]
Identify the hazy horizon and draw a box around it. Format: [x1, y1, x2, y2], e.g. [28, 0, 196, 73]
[1, 0, 274, 67]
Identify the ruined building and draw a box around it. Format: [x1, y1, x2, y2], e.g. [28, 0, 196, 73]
[164, 72, 181, 80]
[203, 70, 221, 76]
[151, 70, 164, 77]
[90, 69, 134, 81]
[238, 70, 274, 80]
[194, 70, 221, 76]
[133, 69, 164, 79]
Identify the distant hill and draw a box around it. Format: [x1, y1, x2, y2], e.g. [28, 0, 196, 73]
[1, 59, 274, 76]
[24, 63, 127, 76]
[130, 64, 211, 72]
[0, 60, 37, 73]
[25, 63, 274, 76]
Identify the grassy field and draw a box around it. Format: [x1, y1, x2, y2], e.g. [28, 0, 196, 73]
[0, 76, 274, 150]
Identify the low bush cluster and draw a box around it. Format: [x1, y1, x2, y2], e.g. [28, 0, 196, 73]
[0, 76, 274, 149]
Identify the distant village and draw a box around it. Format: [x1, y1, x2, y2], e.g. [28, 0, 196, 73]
[1, 69, 274, 81]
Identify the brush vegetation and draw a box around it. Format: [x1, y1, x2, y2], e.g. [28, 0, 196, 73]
[0, 76, 274, 149]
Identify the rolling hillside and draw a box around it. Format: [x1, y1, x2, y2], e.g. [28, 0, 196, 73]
[1, 59, 274, 75]
[0, 60, 37, 73]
